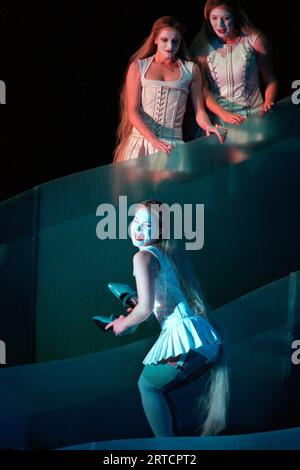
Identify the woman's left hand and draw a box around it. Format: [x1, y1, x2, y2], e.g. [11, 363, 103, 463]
[206, 124, 227, 144]
[105, 315, 127, 335]
[259, 101, 275, 116]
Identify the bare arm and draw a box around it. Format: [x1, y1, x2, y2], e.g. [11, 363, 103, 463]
[190, 63, 226, 143]
[126, 61, 174, 154]
[254, 36, 278, 113]
[105, 251, 159, 335]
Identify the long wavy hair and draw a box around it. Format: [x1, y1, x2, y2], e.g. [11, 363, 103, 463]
[113, 17, 189, 163]
[135, 199, 230, 435]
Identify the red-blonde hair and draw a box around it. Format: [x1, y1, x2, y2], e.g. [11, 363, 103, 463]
[203, 0, 260, 37]
[113, 17, 189, 163]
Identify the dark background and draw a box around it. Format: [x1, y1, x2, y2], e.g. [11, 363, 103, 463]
[0, 1, 297, 202]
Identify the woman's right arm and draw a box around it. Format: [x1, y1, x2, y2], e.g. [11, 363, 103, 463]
[105, 251, 159, 335]
[254, 35, 278, 114]
[126, 61, 174, 154]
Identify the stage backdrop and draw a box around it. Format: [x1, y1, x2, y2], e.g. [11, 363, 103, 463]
[0, 98, 299, 365]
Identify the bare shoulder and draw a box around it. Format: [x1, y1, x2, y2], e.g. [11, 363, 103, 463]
[133, 250, 159, 270]
[127, 60, 142, 81]
[190, 61, 204, 85]
[126, 61, 142, 91]
[192, 54, 207, 74]
[252, 35, 271, 54]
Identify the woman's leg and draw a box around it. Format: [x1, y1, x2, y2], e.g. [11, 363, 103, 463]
[138, 351, 211, 437]
[138, 363, 179, 437]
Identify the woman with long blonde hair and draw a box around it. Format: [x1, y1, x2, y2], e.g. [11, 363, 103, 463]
[113, 16, 226, 162]
[106, 200, 229, 436]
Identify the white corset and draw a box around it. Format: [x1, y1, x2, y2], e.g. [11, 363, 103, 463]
[204, 33, 263, 116]
[123, 56, 194, 160]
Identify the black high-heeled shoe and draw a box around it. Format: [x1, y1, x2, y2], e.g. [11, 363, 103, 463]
[107, 282, 138, 309]
[92, 283, 138, 333]
[92, 314, 118, 331]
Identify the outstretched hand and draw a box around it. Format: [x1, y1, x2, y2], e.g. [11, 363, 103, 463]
[259, 101, 275, 116]
[206, 124, 227, 144]
[105, 315, 127, 335]
[220, 110, 245, 125]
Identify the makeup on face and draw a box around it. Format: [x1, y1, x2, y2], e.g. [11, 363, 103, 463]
[209, 8, 235, 40]
[155, 28, 181, 59]
[130, 207, 160, 248]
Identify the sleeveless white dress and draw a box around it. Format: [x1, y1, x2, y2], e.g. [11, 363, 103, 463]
[123, 56, 194, 160]
[139, 245, 221, 366]
[201, 32, 263, 118]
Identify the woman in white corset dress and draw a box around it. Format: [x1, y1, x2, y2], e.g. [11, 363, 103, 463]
[106, 200, 229, 437]
[190, 0, 278, 126]
[113, 16, 226, 162]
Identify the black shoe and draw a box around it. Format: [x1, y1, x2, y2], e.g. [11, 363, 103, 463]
[107, 282, 137, 309]
[92, 314, 117, 332]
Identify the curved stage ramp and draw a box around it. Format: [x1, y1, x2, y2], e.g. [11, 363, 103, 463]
[0, 97, 299, 368]
[0, 273, 299, 449]
[62, 427, 300, 450]
[0, 97, 299, 449]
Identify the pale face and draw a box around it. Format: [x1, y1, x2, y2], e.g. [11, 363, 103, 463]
[155, 28, 181, 59]
[130, 207, 160, 248]
[209, 7, 235, 40]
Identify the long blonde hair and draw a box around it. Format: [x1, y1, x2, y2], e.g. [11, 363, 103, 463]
[113, 17, 189, 163]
